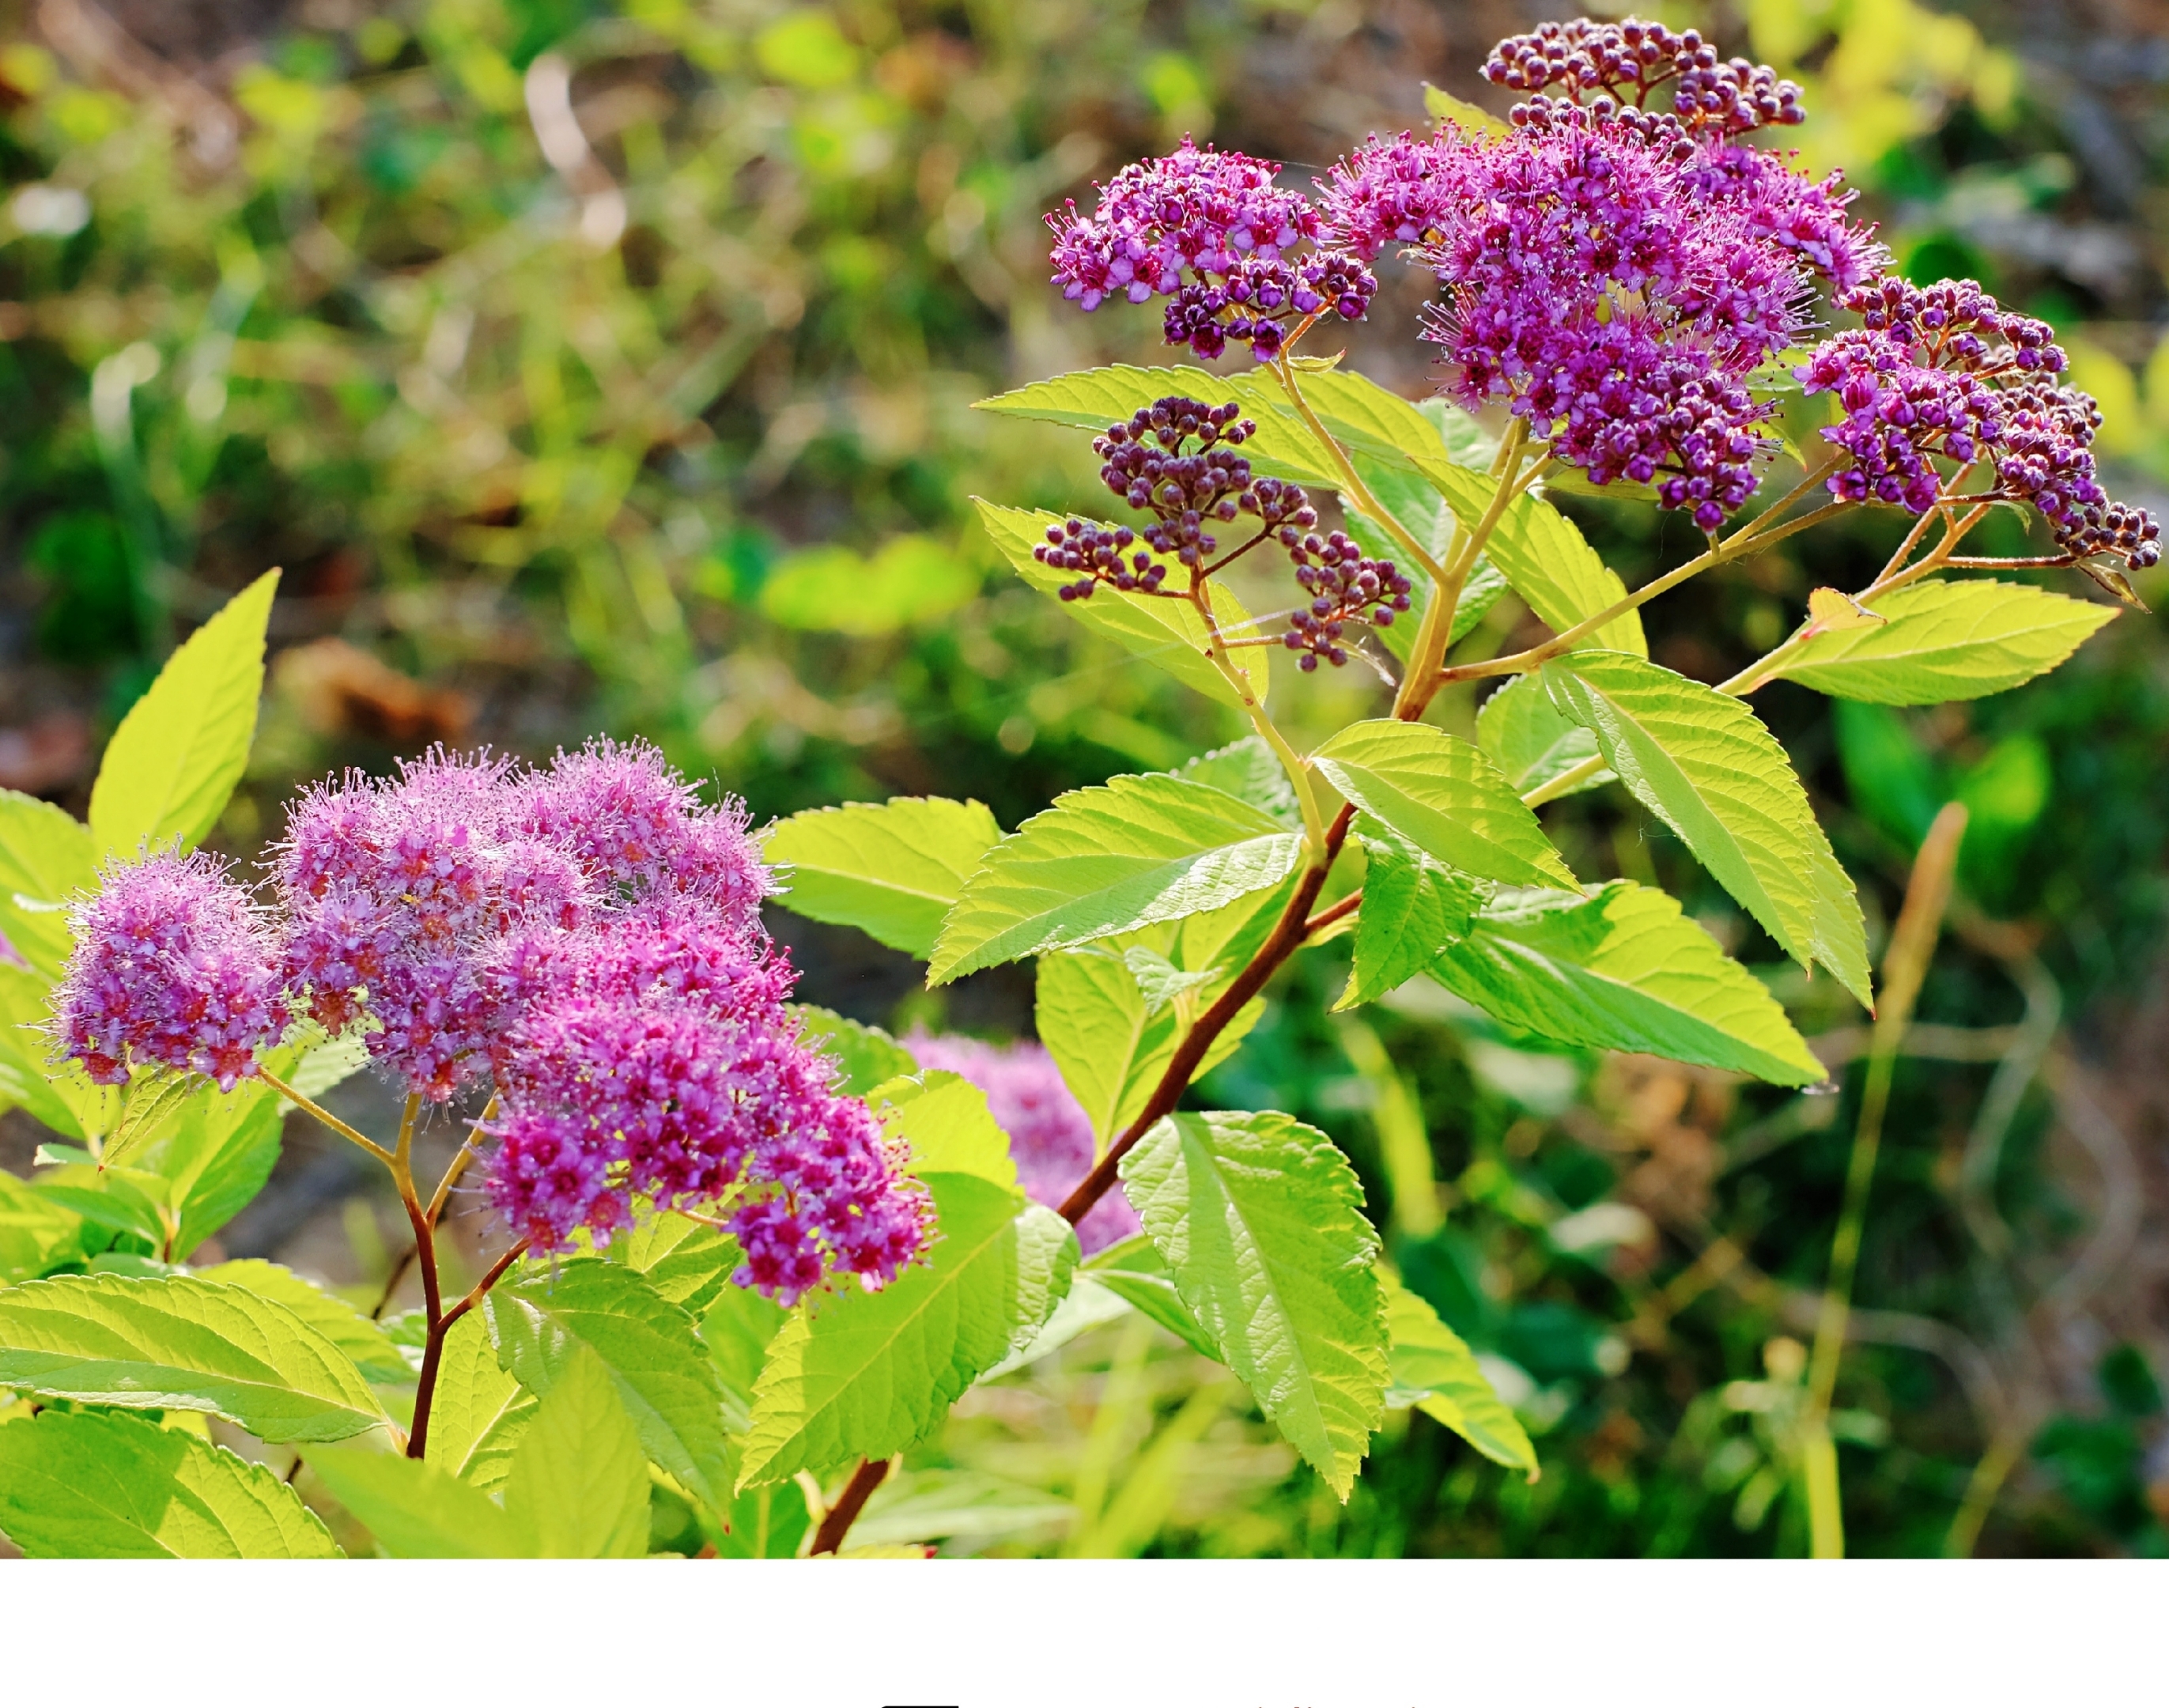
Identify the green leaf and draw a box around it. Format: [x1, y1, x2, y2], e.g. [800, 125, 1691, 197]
[485, 1258, 732, 1510]
[1336, 822, 1484, 1011]
[0, 974, 95, 1147]
[701, 1282, 785, 1437]
[1422, 79, 1513, 135]
[1426, 882, 1826, 1085]
[978, 1272, 1136, 1379]
[1176, 735, 1301, 829]
[283, 1026, 371, 1101]
[928, 773, 1305, 985]
[1538, 464, 1664, 505]
[98, 1069, 200, 1171]
[973, 366, 1336, 485]
[196, 1260, 409, 1385]
[1413, 459, 1646, 655]
[1417, 397, 1500, 470]
[1118, 1110, 1389, 1498]
[501, 1343, 650, 1558]
[791, 1003, 916, 1097]
[1379, 1275, 1536, 1474]
[0, 1273, 390, 1442]
[421, 1312, 532, 1489]
[2, 964, 116, 1141]
[1774, 579, 2118, 705]
[763, 796, 1001, 958]
[738, 1185, 1075, 1486]
[708, 1478, 811, 1559]
[30, 1163, 166, 1248]
[1309, 720, 1578, 890]
[606, 1210, 739, 1315]
[120, 1075, 287, 1260]
[1035, 944, 1262, 1146]
[88, 569, 278, 858]
[0, 1408, 340, 1558]
[1082, 1235, 1219, 1359]
[304, 1443, 527, 1558]
[974, 501, 1273, 709]
[1229, 366, 1445, 468]
[0, 1170, 81, 1282]
[0, 788, 94, 980]
[1542, 651, 1870, 1005]
[870, 1071, 1018, 1190]
[1476, 672, 1614, 799]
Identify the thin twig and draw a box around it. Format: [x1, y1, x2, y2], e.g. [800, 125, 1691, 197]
[256, 1068, 394, 1164]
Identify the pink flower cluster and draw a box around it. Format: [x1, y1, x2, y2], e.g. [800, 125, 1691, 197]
[51, 741, 932, 1303]
[1045, 142, 1376, 361]
[905, 1032, 1139, 1256]
[1799, 278, 2161, 568]
[54, 850, 282, 1091]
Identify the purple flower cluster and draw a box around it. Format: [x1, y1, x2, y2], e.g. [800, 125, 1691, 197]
[1483, 19, 1804, 138]
[1281, 23, 1881, 527]
[1798, 278, 2161, 569]
[905, 1032, 1139, 1256]
[54, 850, 282, 1091]
[51, 740, 933, 1303]
[1045, 142, 1377, 361]
[1324, 107, 1817, 528]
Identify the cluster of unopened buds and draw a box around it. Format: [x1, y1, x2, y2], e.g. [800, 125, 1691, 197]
[1041, 392, 1405, 669]
[1483, 18, 1806, 137]
[1285, 532, 1413, 670]
[51, 741, 934, 1306]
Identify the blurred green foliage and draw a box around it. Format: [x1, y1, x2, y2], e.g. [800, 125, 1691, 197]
[3, 0, 2167, 1557]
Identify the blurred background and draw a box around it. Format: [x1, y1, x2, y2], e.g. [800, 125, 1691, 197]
[2, 0, 2167, 1556]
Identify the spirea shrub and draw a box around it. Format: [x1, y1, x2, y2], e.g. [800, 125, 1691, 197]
[0, 18, 2152, 1559]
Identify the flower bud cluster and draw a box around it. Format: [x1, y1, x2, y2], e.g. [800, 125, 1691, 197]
[1036, 399, 1310, 600]
[1483, 19, 1804, 137]
[1045, 142, 1377, 361]
[51, 739, 933, 1303]
[1283, 532, 1414, 669]
[905, 1032, 1139, 1256]
[1799, 277, 2160, 569]
[54, 851, 283, 1091]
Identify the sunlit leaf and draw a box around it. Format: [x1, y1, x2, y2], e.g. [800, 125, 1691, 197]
[0, 1408, 340, 1558]
[763, 795, 1001, 959]
[929, 773, 1305, 984]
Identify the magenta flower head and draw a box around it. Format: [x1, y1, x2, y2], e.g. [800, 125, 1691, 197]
[905, 1032, 1140, 1256]
[53, 849, 284, 1091]
[1798, 277, 2160, 575]
[484, 928, 933, 1304]
[1046, 141, 1377, 362]
[1313, 23, 1884, 527]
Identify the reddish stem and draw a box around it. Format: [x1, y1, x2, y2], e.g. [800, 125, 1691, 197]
[1056, 803, 1356, 1227]
[810, 1457, 892, 1555]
